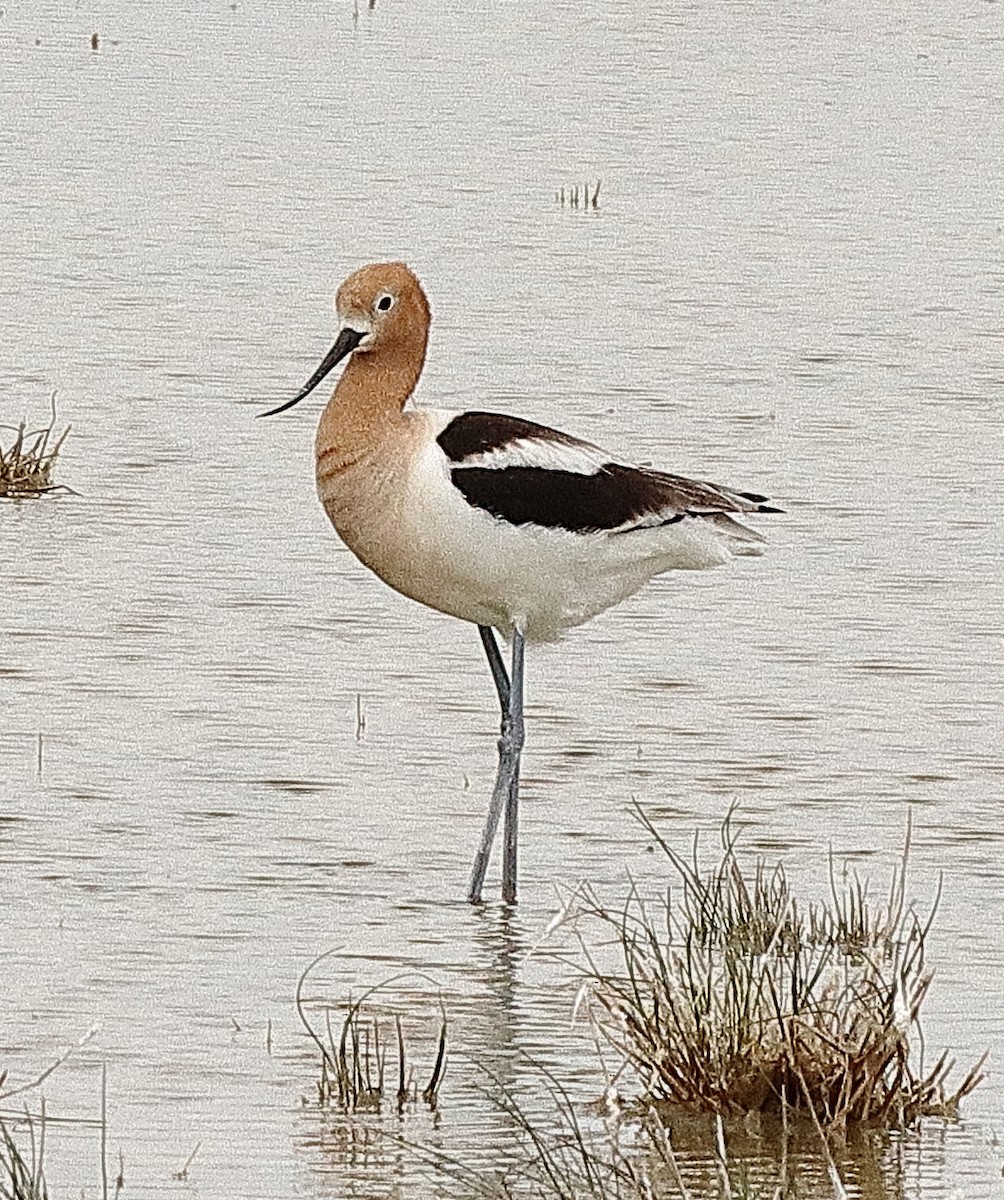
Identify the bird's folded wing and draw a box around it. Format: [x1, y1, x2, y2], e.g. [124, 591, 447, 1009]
[436, 410, 779, 535]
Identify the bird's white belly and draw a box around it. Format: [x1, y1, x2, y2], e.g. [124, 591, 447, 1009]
[318, 444, 732, 642]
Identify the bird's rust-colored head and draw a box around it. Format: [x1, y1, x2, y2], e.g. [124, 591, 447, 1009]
[335, 261, 431, 353]
[261, 261, 431, 417]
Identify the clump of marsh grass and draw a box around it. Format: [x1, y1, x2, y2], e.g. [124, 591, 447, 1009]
[0, 394, 70, 499]
[296, 952, 447, 1112]
[564, 809, 985, 1135]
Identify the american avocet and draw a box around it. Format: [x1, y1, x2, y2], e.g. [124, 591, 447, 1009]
[262, 262, 779, 905]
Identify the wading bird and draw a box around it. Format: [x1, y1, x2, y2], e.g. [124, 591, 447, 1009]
[261, 262, 779, 904]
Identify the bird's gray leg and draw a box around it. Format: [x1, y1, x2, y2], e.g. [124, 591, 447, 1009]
[468, 626, 509, 902]
[468, 626, 524, 904]
[478, 624, 510, 714]
[501, 629, 525, 904]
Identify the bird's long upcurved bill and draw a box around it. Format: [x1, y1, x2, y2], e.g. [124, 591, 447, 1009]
[259, 327, 367, 417]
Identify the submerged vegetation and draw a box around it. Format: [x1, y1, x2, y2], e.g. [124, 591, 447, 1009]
[414, 1074, 719, 1200]
[0, 395, 70, 499]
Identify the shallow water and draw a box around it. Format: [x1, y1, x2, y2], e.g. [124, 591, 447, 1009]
[2, 0, 1003, 1195]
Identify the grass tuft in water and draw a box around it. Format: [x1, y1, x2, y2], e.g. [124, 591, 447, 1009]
[0, 393, 70, 500]
[297, 952, 448, 1112]
[564, 807, 985, 1135]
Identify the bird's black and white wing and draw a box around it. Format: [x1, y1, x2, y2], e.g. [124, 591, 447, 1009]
[436, 411, 780, 540]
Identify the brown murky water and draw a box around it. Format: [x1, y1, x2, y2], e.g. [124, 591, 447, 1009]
[2, 0, 1003, 1195]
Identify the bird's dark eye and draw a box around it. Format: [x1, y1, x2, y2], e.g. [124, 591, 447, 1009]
[375, 294, 394, 313]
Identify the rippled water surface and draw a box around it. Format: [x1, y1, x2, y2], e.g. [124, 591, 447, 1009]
[2, 0, 1003, 1196]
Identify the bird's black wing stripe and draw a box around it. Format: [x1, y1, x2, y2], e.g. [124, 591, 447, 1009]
[452, 461, 781, 533]
[451, 464, 677, 533]
[437, 411, 582, 463]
